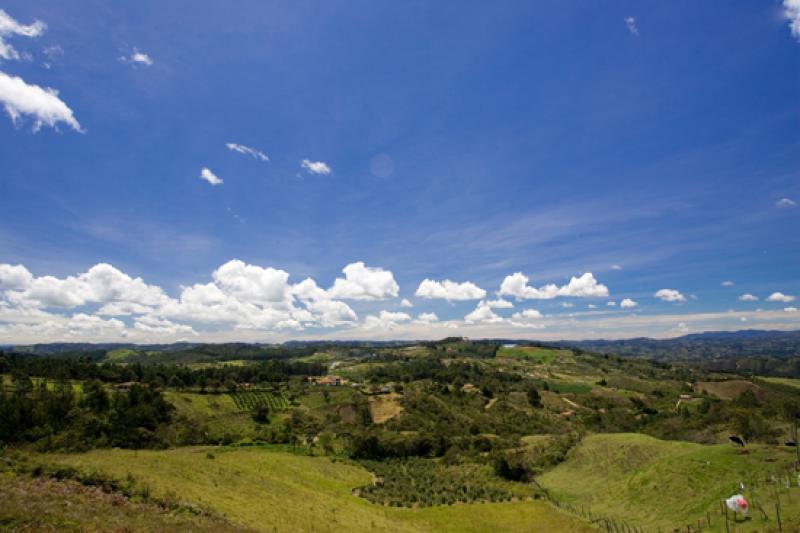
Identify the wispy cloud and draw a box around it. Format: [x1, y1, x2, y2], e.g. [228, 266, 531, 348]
[776, 197, 796, 208]
[0, 71, 82, 132]
[625, 16, 639, 36]
[0, 9, 45, 61]
[301, 159, 332, 175]
[227, 143, 269, 161]
[120, 48, 153, 66]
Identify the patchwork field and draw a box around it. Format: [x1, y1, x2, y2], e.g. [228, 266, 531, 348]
[497, 346, 562, 364]
[538, 433, 800, 531]
[693, 380, 762, 401]
[43, 447, 593, 533]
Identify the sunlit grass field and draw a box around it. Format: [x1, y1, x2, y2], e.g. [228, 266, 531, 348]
[45, 446, 593, 532]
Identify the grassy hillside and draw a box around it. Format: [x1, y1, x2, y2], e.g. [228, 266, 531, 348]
[0, 473, 244, 532]
[45, 446, 593, 533]
[539, 433, 800, 531]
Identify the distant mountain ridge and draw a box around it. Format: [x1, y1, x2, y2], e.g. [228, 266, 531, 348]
[4, 329, 800, 362]
[547, 329, 800, 360]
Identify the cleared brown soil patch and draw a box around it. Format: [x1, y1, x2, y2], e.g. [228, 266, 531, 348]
[368, 392, 404, 424]
[693, 380, 763, 401]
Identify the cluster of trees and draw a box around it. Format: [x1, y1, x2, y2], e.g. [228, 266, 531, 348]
[0, 352, 325, 390]
[0, 373, 173, 450]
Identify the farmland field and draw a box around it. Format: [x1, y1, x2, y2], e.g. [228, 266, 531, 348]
[229, 389, 289, 411]
[497, 346, 564, 364]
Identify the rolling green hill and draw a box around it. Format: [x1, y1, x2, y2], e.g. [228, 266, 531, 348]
[44, 446, 593, 533]
[538, 433, 800, 531]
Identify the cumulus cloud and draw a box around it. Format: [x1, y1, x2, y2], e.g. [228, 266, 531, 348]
[464, 301, 503, 324]
[785, 0, 800, 40]
[328, 262, 399, 300]
[415, 279, 486, 301]
[625, 16, 639, 36]
[509, 308, 545, 328]
[721, 281, 734, 287]
[399, 298, 413, 308]
[0, 71, 81, 132]
[362, 310, 411, 330]
[786, 307, 798, 313]
[777, 197, 797, 208]
[415, 312, 438, 324]
[767, 292, 795, 303]
[620, 298, 638, 309]
[498, 272, 608, 300]
[654, 289, 686, 302]
[738, 293, 758, 302]
[226, 142, 269, 161]
[2, 263, 167, 310]
[301, 159, 331, 175]
[200, 167, 223, 185]
[485, 299, 513, 309]
[0, 9, 45, 61]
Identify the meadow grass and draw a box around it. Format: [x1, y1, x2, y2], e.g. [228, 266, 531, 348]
[0, 472, 244, 532]
[538, 433, 800, 531]
[497, 346, 561, 364]
[44, 446, 593, 532]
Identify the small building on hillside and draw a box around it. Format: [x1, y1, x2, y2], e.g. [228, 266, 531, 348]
[308, 375, 344, 386]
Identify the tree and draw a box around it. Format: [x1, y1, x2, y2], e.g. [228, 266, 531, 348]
[527, 387, 542, 408]
[252, 405, 270, 424]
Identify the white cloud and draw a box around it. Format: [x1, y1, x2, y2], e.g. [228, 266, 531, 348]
[121, 49, 153, 66]
[560, 302, 574, 308]
[625, 16, 639, 36]
[133, 316, 195, 335]
[654, 289, 686, 302]
[328, 262, 399, 300]
[498, 272, 608, 300]
[415, 312, 439, 324]
[785, 0, 800, 40]
[509, 308, 545, 328]
[611, 264, 623, 271]
[399, 298, 413, 308]
[776, 197, 797, 208]
[620, 298, 638, 309]
[767, 292, 795, 303]
[415, 279, 486, 301]
[0, 264, 33, 289]
[513, 309, 542, 320]
[738, 293, 758, 302]
[607, 301, 617, 306]
[486, 298, 513, 309]
[2, 263, 167, 310]
[301, 159, 331, 175]
[674, 321, 689, 334]
[362, 310, 411, 330]
[464, 301, 504, 324]
[200, 167, 223, 185]
[786, 307, 798, 313]
[226, 142, 269, 161]
[721, 281, 734, 287]
[213, 260, 292, 305]
[0, 9, 45, 61]
[0, 71, 81, 132]
[587, 304, 597, 309]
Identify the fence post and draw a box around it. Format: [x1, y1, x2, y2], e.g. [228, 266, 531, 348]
[776, 502, 782, 532]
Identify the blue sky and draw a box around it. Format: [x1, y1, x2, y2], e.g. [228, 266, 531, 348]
[0, 1, 798, 343]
